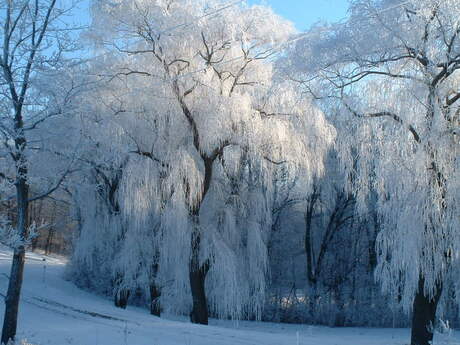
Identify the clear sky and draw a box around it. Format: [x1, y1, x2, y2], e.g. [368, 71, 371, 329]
[249, 0, 350, 30]
[73, 1, 350, 32]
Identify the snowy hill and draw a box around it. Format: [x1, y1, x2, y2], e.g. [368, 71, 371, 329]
[0, 247, 457, 345]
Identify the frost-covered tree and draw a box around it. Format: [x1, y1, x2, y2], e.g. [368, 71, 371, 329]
[69, 0, 334, 325]
[0, 0, 83, 342]
[287, 0, 460, 343]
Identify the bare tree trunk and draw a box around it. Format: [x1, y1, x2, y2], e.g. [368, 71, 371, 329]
[188, 158, 214, 325]
[44, 228, 55, 255]
[30, 200, 44, 252]
[44, 203, 57, 255]
[304, 189, 317, 285]
[408, 87, 445, 345]
[189, 228, 209, 325]
[149, 261, 161, 317]
[114, 289, 130, 309]
[113, 271, 130, 309]
[1, 178, 29, 344]
[149, 283, 161, 317]
[410, 277, 442, 345]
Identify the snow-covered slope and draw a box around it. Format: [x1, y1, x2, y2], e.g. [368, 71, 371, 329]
[0, 247, 458, 345]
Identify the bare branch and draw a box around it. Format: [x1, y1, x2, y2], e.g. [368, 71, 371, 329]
[28, 166, 74, 203]
[344, 103, 421, 144]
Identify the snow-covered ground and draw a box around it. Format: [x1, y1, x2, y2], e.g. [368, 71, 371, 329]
[0, 247, 458, 345]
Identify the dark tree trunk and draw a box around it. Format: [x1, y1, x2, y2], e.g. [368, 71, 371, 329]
[1, 179, 29, 345]
[150, 261, 161, 317]
[44, 203, 57, 255]
[410, 277, 442, 345]
[189, 268, 209, 324]
[173, 75, 228, 326]
[113, 273, 131, 309]
[304, 190, 317, 285]
[45, 229, 54, 255]
[189, 229, 209, 325]
[149, 283, 161, 317]
[114, 289, 130, 309]
[188, 158, 214, 325]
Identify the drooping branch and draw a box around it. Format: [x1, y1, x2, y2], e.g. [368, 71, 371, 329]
[344, 103, 421, 144]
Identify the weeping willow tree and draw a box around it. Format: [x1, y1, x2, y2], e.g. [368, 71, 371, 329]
[69, 0, 334, 324]
[287, 0, 460, 343]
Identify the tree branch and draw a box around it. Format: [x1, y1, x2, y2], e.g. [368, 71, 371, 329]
[344, 103, 421, 144]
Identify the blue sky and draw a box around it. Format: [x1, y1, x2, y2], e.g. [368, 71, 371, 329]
[73, 1, 350, 32]
[250, 0, 349, 30]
